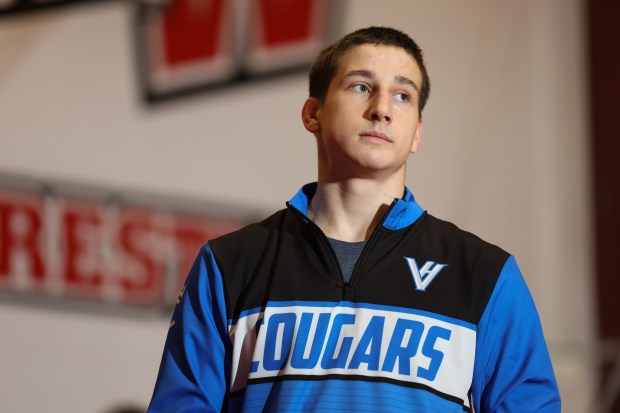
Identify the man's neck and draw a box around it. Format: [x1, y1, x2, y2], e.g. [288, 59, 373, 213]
[307, 177, 405, 242]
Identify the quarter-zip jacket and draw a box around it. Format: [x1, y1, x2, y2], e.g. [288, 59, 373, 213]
[148, 183, 561, 413]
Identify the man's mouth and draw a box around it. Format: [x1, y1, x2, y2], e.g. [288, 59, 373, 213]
[360, 131, 392, 143]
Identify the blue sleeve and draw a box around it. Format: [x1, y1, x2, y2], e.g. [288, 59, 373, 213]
[148, 244, 231, 413]
[472, 256, 561, 412]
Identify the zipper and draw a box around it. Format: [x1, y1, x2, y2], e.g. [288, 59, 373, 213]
[286, 203, 346, 285]
[287, 198, 399, 301]
[346, 199, 398, 293]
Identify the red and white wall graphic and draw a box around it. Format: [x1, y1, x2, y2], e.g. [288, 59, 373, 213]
[137, 0, 337, 101]
[0, 181, 246, 309]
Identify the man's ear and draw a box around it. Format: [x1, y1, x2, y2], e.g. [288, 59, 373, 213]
[302, 97, 321, 133]
[410, 118, 423, 154]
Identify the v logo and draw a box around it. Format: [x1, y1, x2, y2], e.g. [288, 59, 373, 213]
[404, 257, 448, 292]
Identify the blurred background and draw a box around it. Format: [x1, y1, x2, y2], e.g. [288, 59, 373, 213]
[0, 0, 617, 412]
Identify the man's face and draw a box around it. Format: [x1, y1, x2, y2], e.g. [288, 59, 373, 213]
[303, 44, 423, 179]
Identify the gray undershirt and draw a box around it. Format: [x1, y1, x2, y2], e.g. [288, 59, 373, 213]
[327, 238, 367, 283]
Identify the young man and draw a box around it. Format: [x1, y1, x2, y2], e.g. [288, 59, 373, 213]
[148, 27, 561, 412]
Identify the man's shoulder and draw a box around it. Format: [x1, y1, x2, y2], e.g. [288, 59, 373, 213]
[209, 208, 289, 255]
[420, 213, 510, 263]
[415, 214, 513, 323]
[421, 213, 508, 250]
[205, 208, 294, 291]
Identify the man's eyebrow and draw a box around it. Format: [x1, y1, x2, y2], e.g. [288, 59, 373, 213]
[343, 70, 419, 93]
[395, 75, 420, 93]
[343, 69, 375, 80]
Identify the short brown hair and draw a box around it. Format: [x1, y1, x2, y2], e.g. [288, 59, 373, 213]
[308, 26, 431, 116]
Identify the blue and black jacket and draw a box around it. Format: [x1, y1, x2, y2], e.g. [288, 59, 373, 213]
[148, 183, 561, 412]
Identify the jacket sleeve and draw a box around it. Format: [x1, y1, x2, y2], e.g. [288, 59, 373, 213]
[148, 244, 231, 412]
[472, 255, 561, 412]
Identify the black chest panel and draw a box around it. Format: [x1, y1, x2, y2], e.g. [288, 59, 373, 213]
[210, 209, 509, 326]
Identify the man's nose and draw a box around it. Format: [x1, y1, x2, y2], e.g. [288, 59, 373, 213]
[367, 92, 392, 123]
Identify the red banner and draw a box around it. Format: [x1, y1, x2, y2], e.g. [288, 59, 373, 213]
[0, 182, 246, 309]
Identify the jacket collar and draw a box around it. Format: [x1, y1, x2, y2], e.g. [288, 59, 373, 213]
[287, 182, 425, 231]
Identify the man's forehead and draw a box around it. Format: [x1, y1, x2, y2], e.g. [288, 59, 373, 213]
[334, 44, 422, 82]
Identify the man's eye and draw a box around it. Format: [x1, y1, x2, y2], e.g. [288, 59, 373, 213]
[352, 84, 369, 93]
[394, 92, 410, 102]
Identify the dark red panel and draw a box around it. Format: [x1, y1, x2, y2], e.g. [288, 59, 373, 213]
[258, 0, 314, 46]
[162, 0, 225, 66]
